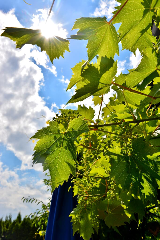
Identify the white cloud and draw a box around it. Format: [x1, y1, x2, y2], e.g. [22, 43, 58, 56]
[0, 9, 56, 170]
[31, 9, 68, 39]
[51, 102, 59, 112]
[29, 49, 57, 76]
[116, 60, 126, 76]
[59, 75, 76, 97]
[59, 75, 70, 85]
[0, 9, 22, 33]
[129, 49, 142, 69]
[0, 160, 51, 219]
[0, 9, 65, 77]
[92, 0, 119, 19]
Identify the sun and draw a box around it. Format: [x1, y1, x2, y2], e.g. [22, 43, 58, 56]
[41, 21, 58, 39]
[40, 20, 67, 39]
[31, 9, 67, 39]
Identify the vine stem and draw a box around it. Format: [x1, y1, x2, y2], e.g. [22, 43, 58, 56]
[153, 124, 160, 133]
[80, 144, 97, 151]
[46, 0, 56, 22]
[146, 99, 154, 117]
[98, 95, 103, 120]
[112, 82, 157, 100]
[85, 158, 99, 175]
[89, 116, 160, 128]
[23, 0, 31, 5]
[108, 0, 129, 24]
[122, 91, 136, 120]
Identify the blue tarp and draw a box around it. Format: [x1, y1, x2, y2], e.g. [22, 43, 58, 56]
[45, 180, 82, 240]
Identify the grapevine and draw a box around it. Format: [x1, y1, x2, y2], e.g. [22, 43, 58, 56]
[2, 0, 160, 239]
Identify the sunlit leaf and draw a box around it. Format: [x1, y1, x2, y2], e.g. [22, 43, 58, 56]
[71, 17, 119, 61]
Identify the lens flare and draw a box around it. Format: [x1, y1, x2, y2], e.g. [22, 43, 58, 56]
[41, 21, 67, 39]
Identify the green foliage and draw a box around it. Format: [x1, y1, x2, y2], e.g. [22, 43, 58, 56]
[2, 0, 160, 239]
[1, 27, 70, 63]
[70, 17, 119, 61]
[67, 56, 116, 103]
[22, 173, 52, 238]
[31, 111, 88, 190]
[113, 0, 155, 51]
[0, 212, 42, 240]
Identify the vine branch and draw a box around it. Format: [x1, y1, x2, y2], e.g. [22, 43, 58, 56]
[98, 95, 103, 120]
[46, 0, 56, 22]
[112, 82, 157, 100]
[109, 0, 129, 24]
[89, 116, 160, 128]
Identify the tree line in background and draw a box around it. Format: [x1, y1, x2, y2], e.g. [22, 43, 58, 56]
[0, 212, 43, 240]
[1, 188, 160, 240]
[0, 174, 51, 240]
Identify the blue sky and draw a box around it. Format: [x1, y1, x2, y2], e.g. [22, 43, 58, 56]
[0, 0, 142, 220]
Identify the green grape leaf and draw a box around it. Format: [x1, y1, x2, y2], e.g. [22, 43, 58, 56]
[44, 147, 75, 190]
[32, 132, 76, 188]
[113, 0, 154, 51]
[31, 121, 59, 139]
[131, 138, 160, 182]
[71, 17, 119, 61]
[89, 153, 110, 177]
[67, 117, 89, 137]
[149, 135, 160, 147]
[67, 56, 116, 103]
[105, 208, 129, 227]
[78, 105, 95, 120]
[70, 207, 94, 240]
[68, 57, 116, 103]
[137, 71, 159, 90]
[113, 104, 132, 119]
[133, 158, 160, 181]
[132, 28, 156, 52]
[68, 65, 101, 103]
[92, 96, 102, 105]
[1, 27, 70, 63]
[127, 198, 145, 219]
[115, 48, 157, 87]
[110, 160, 129, 189]
[79, 212, 94, 240]
[89, 167, 107, 177]
[96, 56, 115, 76]
[67, 60, 86, 90]
[132, 137, 154, 158]
[142, 176, 155, 197]
[99, 61, 117, 87]
[102, 106, 111, 116]
[31, 116, 89, 190]
[100, 199, 130, 227]
[123, 91, 146, 106]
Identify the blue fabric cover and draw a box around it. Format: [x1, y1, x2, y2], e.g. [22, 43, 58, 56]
[45, 180, 82, 240]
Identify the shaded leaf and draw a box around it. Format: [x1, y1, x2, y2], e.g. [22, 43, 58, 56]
[67, 117, 89, 137]
[99, 199, 130, 227]
[79, 212, 94, 240]
[78, 105, 95, 120]
[1, 27, 70, 63]
[67, 60, 86, 90]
